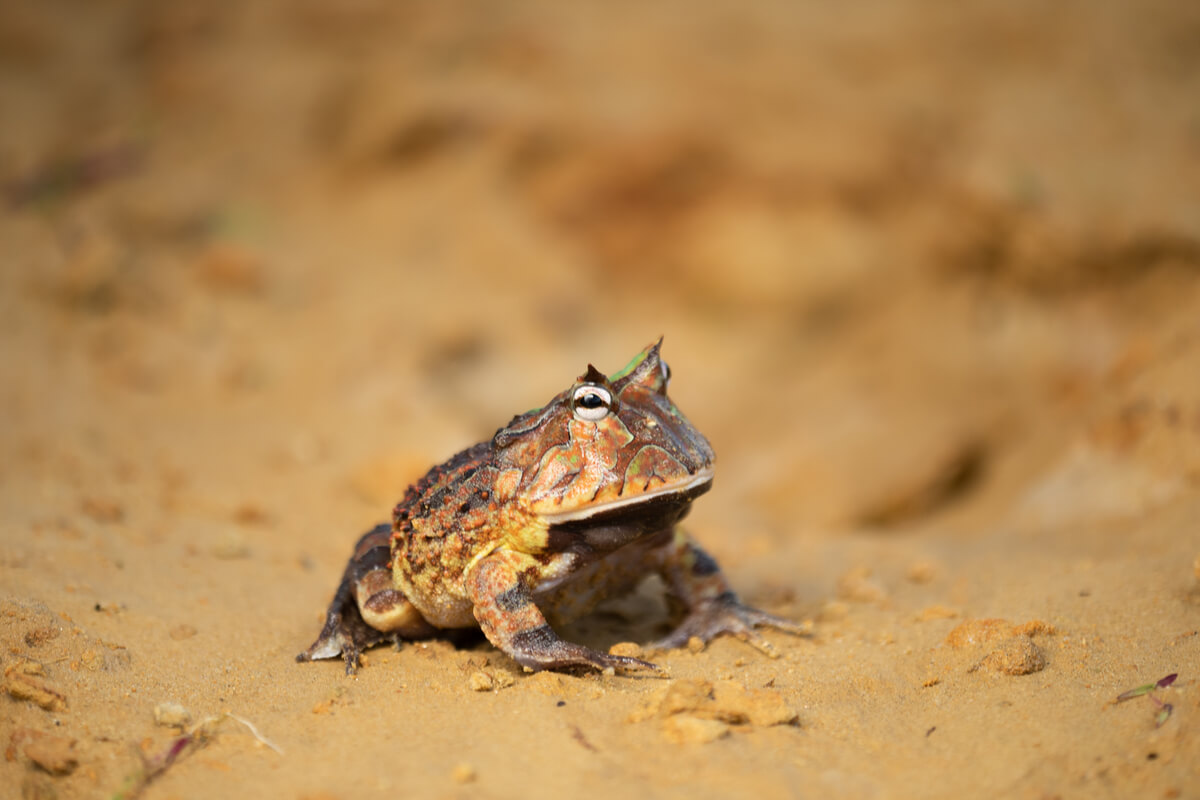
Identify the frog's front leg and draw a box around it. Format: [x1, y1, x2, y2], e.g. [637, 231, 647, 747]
[469, 550, 665, 674]
[653, 529, 808, 656]
[298, 523, 436, 674]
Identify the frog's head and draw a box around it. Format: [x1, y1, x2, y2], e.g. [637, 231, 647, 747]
[493, 339, 715, 523]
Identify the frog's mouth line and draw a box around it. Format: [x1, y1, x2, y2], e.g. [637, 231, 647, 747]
[541, 468, 714, 524]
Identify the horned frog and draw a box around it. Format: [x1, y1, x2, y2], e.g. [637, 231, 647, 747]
[298, 339, 803, 675]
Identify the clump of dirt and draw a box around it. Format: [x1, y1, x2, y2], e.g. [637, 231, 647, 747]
[7, 729, 78, 776]
[945, 618, 1057, 676]
[627, 678, 797, 743]
[3, 662, 67, 712]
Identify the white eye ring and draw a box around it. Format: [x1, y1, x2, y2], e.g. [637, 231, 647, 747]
[572, 385, 613, 421]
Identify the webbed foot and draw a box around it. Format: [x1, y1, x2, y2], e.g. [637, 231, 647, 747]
[297, 524, 395, 675]
[297, 570, 393, 674]
[510, 625, 668, 675]
[653, 591, 809, 657]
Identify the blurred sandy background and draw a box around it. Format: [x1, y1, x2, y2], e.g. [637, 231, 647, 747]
[2, 2, 1199, 797]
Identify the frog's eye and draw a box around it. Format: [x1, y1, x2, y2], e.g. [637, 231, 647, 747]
[572, 385, 613, 421]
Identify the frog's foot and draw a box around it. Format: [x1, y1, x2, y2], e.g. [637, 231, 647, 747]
[471, 552, 666, 675]
[297, 597, 392, 675]
[654, 591, 809, 657]
[298, 523, 434, 675]
[508, 625, 668, 675]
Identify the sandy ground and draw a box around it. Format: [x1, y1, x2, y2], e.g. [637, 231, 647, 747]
[2, 2, 1200, 798]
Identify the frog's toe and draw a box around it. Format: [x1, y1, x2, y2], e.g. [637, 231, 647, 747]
[654, 592, 809, 655]
[298, 618, 385, 675]
[602, 653, 670, 676]
[298, 599, 392, 675]
[505, 625, 667, 675]
[582, 650, 668, 676]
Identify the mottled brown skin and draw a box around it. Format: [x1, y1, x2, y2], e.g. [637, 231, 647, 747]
[298, 340, 804, 675]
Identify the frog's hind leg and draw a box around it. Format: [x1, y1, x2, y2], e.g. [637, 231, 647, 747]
[651, 529, 809, 656]
[297, 523, 435, 674]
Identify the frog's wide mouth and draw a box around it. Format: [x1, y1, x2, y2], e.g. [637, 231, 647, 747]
[540, 467, 714, 525]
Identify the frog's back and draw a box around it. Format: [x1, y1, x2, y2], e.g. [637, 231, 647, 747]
[391, 439, 497, 542]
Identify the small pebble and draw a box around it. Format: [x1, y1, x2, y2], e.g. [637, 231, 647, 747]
[468, 671, 494, 692]
[452, 762, 477, 784]
[608, 641, 643, 659]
